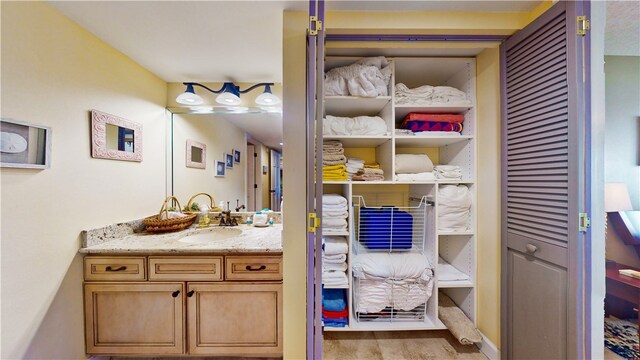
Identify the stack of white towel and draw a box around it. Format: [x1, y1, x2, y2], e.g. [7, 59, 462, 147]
[322, 236, 349, 288]
[395, 83, 470, 105]
[394, 153, 436, 181]
[346, 158, 365, 180]
[438, 185, 472, 231]
[434, 165, 462, 180]
[352, 253, 434, 313]
[323, 115, 388, 136]
[322, 194, 348, 232]
[325, 57, 392, 97]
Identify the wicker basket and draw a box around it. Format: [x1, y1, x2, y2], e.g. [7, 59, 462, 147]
[184, 192, 221, 214]
[144, 196, 197, 233]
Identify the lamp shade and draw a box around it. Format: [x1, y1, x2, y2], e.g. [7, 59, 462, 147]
[605, 182, 633, 212]
[255, 85, 280, 105]
[216, 92, 241, 105]
[176, 84, 204, 105]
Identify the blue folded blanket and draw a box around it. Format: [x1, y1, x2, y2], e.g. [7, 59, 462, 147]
[322, 288, 347, 312]
[323, 318, 348, 328]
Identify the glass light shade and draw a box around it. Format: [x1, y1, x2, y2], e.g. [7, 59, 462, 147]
[216, 92, 241, 105]
[605, 183, 633, 212]
[255, 92, 281, 105]
[176, 91, 203, 105]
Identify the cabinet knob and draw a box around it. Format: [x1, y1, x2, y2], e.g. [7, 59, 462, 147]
[525, 244, 537, 254]
[105, 265, 127, 272]
[171, 290, 180, 298]
[246, 264, 267, 271]
[187, 290, 195, 297]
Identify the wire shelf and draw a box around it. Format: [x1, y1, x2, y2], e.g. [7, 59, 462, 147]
[352, 195, 433, 254]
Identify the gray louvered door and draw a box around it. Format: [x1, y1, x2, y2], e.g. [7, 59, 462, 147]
[501, 1, 590, 359]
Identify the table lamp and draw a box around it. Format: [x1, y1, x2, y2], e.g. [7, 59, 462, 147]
[605, 183, 633, 213]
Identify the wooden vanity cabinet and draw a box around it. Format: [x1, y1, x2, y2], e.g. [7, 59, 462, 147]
[83, 254, 282, 357]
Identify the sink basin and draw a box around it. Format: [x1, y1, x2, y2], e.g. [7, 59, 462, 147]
[179, 228, 242, 243]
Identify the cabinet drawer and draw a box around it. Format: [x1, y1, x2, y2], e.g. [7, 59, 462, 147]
[149, 256, 223, 281]
[84, 257, 146, 281]
[225, 256, 282, 281]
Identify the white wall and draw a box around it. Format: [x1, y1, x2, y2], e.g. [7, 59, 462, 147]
[171, 113, 246, 209]
[1, 2, 167, 358]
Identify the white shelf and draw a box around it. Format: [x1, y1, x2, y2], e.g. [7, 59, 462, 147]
[322, 284, 350, 289]
[325, 96, 391, 117]
[438, 231, 475, 236]
[437, 180, 475, 185]
[394, 135, 472, 147]
[343, 318, 446, 331]
[324, 135, 391, 147]
[394, 103, 473, 119]
[323, 325, 352, 331]
[324, 181, 395, 185]
[438, 280, 474, 288]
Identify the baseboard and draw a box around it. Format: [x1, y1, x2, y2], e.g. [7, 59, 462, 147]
[477, 331, 500, 360]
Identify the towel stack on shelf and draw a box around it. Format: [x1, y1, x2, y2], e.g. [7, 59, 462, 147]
[322, 194, 349, 232]
[325, 56, 392, 97]
[395, 83, 471, 105]
[400, 113, 465, 134]
[322, 288, 349, 327]
[438, 185, 472, 231]
[323, 115, 388, 136]
[394, 154, 436, 181]
[322, 236, 349, 288]
[323, 141, 347, 181]
[346, 158, 365, 180]
[352, 163, 384, 181]
[435, 165, 463, 180]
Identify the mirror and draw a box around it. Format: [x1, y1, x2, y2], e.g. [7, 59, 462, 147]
[91, 110, 142, 162]
[186, 139, 206, 169]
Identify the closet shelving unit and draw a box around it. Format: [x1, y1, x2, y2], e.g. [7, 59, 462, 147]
[322, 56, 478, 332]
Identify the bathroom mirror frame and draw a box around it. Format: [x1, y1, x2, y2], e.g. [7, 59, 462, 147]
[0, 118, 51, 169]
[186, 139, 206, 169]
[91, 109, 142, 162]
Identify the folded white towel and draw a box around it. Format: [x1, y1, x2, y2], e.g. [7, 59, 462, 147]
[395, 154, 434, 174]
[323, 115, 388, 136]
[395, 172, 436, 181]
[160, 211, 187, 220]
[322, 218, 348, 229]
[322, 270, 349, 287]
[352, 253, 433, 281]
[323, 236, 349, 255]
[438, 257, 470, 282]
[323, 253, 347, 263]
[323, 210, 349, 218]
[355, 277, 434, 313]
[434, 165, 463, 180]
[323, 262, 348, 272]
[323, 194, 348, 206]
[323, 204, 348, 212]
[438, 185, 472, 231]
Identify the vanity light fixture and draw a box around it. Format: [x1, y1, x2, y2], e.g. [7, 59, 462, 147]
[176, 82, 280, 106]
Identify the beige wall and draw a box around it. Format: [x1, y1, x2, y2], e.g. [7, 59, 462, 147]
[171, 113, 246, 209]
[1, 2, 167, 358]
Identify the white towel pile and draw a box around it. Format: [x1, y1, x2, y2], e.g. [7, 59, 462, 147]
[394, 153, 436, 181]
[325, 57, 392, 97]
[322, 194, 348, 232]
[438, 257, 471, 282]
[352, 253, 434, 313]
[322, 141, 346, 166]
[346, 158, 365, 180]
[395, 83, 470, 105]
[438, 185, 472, 231]
[323, 236, 349, 287]
[323, 115, 387, 136]
[435, 165, 463, 180]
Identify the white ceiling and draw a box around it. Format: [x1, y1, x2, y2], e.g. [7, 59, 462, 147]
[48, 1, 638, 151]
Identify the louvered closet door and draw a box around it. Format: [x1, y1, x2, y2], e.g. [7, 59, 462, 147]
[501, 1, 590, 359]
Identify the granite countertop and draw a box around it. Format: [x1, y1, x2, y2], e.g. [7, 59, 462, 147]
[79, 223, 283, 254]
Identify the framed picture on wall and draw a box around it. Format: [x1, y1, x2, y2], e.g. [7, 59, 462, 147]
[262, 165, 268, 175]
[215, 160, 225, 177]
[0, 118, 51, 169]
[233, 149, 241, 163]
[225, 153, 233, 169]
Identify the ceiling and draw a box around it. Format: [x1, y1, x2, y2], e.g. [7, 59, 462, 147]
[48, 1, 638, 151]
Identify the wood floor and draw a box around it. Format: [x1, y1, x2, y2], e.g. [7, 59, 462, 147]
[323, 330, 487, 360]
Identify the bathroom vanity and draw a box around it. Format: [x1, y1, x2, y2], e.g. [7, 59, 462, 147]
[80, 223, 283, 357]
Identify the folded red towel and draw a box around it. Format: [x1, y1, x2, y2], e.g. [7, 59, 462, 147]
[403, 113, 465, 123]
[322, 306, 349, 319]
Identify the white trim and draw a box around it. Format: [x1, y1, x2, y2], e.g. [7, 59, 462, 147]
[477, 331, 500, 360]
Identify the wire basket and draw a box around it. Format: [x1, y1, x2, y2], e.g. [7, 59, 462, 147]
[353, 276, 433, 323]
[144, 196, 197, 233]
[352, 195, 432, 254]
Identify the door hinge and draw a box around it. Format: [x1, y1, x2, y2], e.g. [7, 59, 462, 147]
[308, 212, 321, 233]
[309, 16, 323, 36]
[577, 16, 590, 36]
[579, 212, 591, 233]
[254, 184, 258, 189]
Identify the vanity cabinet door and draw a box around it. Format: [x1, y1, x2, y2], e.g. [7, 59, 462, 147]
[186, 282, 282, 356]
[84, 282, 184, 355]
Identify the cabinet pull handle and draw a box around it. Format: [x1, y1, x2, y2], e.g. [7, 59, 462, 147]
[171, 290, 180, 298]
[187, 290, 195, 297]
[246, 264, 267, 271]
[105, 265, 127, 272]
[525, 244, 537, 254]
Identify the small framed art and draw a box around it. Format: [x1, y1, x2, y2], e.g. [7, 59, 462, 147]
[233, 149, 241, 163]
[1, 118, 51, 169]
[226, 153, 233, 169]
[215, 160, 226, 177]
